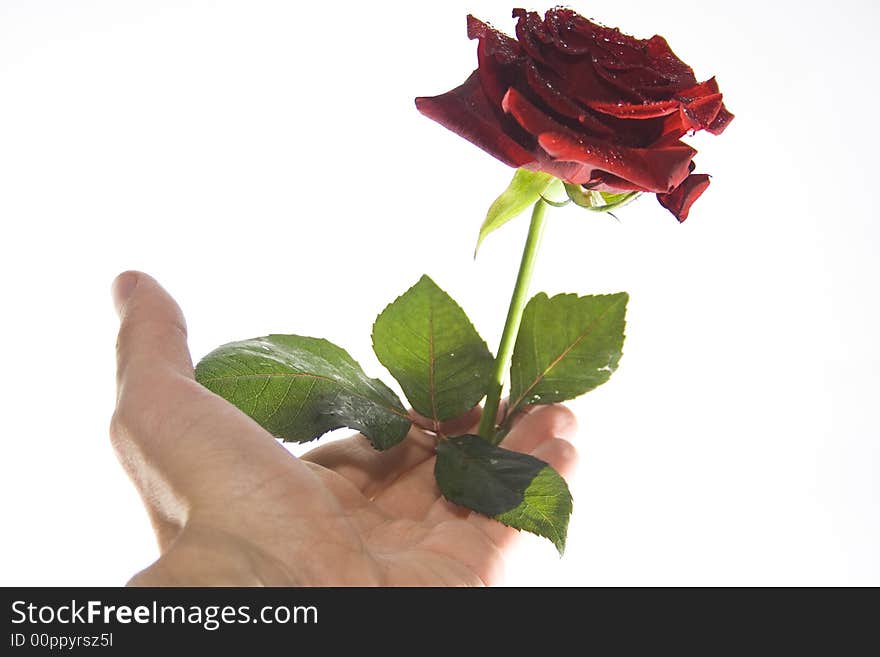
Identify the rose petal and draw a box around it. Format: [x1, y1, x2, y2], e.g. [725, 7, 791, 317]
[588, 56, 649, 103]
[416, 71, 536, 169]
[654, 108, 698, 144]
[707, 105, 734, 135]
[587, 172, 652, 193]
[522, 62, 616, 137]
[682, 93, 724, 131]
[512, 9, 555, 69]
[548, 10, 698, 100]
[513, 8, 630, 103]
[587, 98, 681, 119]
[538, 130, 696, 193]
[643, 35, 698, 90]
[502, 87, 595, 182]
[525, 160, 598, 185]
[501, 89, 633, 183]
[502, 86, 572, 140]
[677, 77, 720, 98]
[553, 8, 645, 65]
[468, 15, 522, 106]
[656, 173, 711, 221]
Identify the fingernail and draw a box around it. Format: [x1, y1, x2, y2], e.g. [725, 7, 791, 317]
[112, 271, 139, 317]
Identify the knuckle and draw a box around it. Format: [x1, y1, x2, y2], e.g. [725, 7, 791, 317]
[108, 410, 123, 446]
[108, 406, 136, 461]
[109, 400, 139, 446]
[116, 318, 188, 360]
[110, 381, 158, 442]
[111, 374, 205, 449]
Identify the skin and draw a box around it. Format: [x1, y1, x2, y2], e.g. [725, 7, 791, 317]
[110, 271, 579, 586]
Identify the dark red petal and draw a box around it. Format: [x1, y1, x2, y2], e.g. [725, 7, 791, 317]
[415, 71, 536, 169]
[522, 62, 616, 137]
[656, 173, 711, 222]
[707, 105, 734, 135]
[643, 35, 698, 90]
[499, 89, 615, 183]
[527, 160, 599, 185]
[588, 173, 652, 193]
[552, 8, 646, 65]
[502, 87, 594, 182]
[514, 8, 631, 103]
[652, 113, 692, 146]
[683, 93, 723, 130]
[668, 77, 735, 134]
[587, 98, 681, 119]
[517, 73, 669, 148]
[544, 8, 602, 55]
[502, 86, 572, 138]
[538, 130, 696, 193]
[677, 77, 720, 98]
[467, 15, 522, 106]
[576, 57, 643, 103]
[512, 8, 555, 69]
[547, 9, 697, 99]
[594, 159, 697, 193]
[588, 57, 648, 103]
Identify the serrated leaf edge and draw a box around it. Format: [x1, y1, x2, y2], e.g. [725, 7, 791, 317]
[494, 466, 573, 555]
[195, 335, 411, 449]
[370, 274, 492, 426]
[508, 292, 628, 414]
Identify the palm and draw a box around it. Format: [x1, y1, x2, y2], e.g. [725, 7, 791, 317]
[190, 437, 502, 586]
[111, 272, 577, 586]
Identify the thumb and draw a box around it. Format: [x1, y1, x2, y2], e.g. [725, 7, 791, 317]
[109, 272, 328, 538]
[113, 271, 194, 386]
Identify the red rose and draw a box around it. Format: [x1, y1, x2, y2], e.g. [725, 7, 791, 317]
[416, 8, 733, 221]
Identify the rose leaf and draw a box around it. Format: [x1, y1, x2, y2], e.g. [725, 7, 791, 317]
[372, 275, 493, 425]
[435, 435, 573, 554]
[508, 292, 628, 417]
[195, 335, 410, 450]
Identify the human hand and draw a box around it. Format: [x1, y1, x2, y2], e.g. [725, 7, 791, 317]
[110, 271, 578, 586]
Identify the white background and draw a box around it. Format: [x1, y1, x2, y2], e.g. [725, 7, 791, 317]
[1, 0, 878, 586]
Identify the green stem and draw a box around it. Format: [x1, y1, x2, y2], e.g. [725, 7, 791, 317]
[479, 198, 549, 443]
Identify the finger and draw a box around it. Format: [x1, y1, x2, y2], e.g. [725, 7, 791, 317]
[301, 407, 480, 497]
[111, 271, 195, 546]
[479, 397, 538, 438]
[498, 404, 577, 454]
[501, 399, 541, 429]
[113, 271, 193, 385]
[109, 273, 332, 542]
